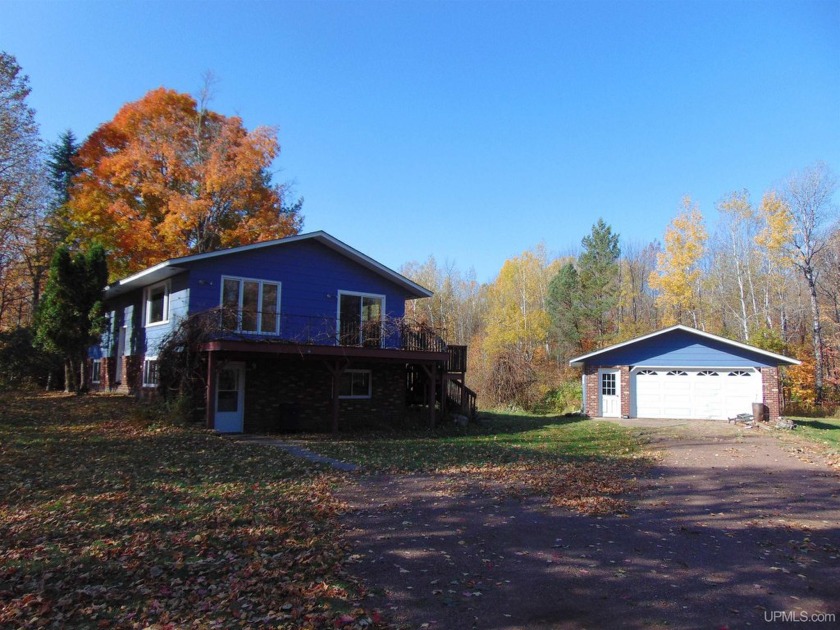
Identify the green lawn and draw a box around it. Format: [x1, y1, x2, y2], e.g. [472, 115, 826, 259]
[0, 393, 370, 628]
[293, 412, 650, 515]
[788, 415, 840, 461]
[295, 412, 641, 472]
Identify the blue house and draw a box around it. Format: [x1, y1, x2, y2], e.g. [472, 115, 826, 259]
[90, 231, 473, 432]
[569, 325, 799, 421]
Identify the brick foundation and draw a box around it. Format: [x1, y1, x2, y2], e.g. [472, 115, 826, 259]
[88, 355, 145, 396]
[244, 358, 407, 433]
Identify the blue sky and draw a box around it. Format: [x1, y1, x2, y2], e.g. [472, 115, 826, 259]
[3, 0, 838, 282]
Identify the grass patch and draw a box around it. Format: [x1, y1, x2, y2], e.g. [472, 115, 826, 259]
[786, 416, 840, 467]
[295, 412, 638, 471]
[0, 392, 372, 628]
[293, 412, 651, 515]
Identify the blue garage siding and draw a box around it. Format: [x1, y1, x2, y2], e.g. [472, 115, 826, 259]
[592, 329, 777, 368]
[186, 240, 410, 321]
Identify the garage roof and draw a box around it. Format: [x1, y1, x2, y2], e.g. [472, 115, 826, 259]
[568, 325, 801, 368]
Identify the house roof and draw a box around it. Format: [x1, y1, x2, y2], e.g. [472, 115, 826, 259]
[104, 231, 433, 299]
[568, 324, 801, 367]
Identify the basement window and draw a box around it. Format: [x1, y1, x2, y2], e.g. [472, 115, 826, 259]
[143, 358, 159, 388]
[91, 360, 102, 384]
[339, 370, 371, 399]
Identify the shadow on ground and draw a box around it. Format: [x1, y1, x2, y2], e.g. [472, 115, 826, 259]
[339, 422, 840, 629]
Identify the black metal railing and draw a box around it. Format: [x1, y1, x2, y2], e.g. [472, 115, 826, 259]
[203, 307, 448, 353]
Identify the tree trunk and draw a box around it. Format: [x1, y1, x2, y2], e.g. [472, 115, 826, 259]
[79, 354, 88, 392]
[64, 358, 74, 393]
[805, 272, 825, 402]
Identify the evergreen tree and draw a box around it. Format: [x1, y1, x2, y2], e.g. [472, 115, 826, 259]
[35, 244, 108, 392]
[577, 218, 621, 342]
[46, 130, 81, 207]
[546, 262, 582, 360]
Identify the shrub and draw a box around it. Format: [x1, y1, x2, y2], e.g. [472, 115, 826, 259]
[0, 327, 63, 388]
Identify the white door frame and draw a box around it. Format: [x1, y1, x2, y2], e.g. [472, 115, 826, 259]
[598, 368, 621, 418]
[215, 362, 245, 433]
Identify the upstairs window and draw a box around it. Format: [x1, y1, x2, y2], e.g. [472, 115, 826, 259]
[338, 292, 383, 347]
[221, 277, 280, 334]
[145, 281, 170, 326]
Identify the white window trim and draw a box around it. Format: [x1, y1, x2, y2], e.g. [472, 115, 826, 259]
[336, 290, 386, 346]
[144, 280, 171, 328]
[91, 359, 102, 384]
[339, 369, 372, 399]
[220, 275, 282, 335]
[142, 356, 159, 388]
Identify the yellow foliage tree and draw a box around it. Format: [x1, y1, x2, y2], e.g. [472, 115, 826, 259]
[648, 197, 707, 326]
[484, 245, 556, 360]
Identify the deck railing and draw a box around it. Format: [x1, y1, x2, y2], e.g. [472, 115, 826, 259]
[204, 307, 448, 353]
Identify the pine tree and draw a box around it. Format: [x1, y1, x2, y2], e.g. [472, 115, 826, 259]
[35, 244, 108, 392]
[577, 219, 621, 343]
[546, 262, 582, 360]
[46, 130, 81, 207]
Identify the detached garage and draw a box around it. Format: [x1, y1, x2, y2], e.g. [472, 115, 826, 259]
[569, 325, 800, 421]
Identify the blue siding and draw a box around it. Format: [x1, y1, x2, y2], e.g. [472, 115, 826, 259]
[143, 274, 189, 356]
[186, 240, 411, 321]
[590, 329, 777, 368]
[95, 238, 417, 360]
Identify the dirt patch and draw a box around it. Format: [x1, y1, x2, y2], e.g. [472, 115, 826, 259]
[338, 420, 840, 629]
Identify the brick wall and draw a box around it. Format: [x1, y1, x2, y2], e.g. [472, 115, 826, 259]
[244, 359, 407, 433]
[620, 366, 631, 417]
[761, 366, 782, 421]
[583, 365, 599, 417]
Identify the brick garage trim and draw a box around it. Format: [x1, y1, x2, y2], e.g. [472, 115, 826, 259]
[583, 365, 628, 418]
[761, 366, 782, 421]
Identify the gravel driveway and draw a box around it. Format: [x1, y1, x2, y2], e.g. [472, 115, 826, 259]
[339, 419, 840, 629]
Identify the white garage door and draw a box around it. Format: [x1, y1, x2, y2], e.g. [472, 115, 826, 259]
[632, 368, 762, 419]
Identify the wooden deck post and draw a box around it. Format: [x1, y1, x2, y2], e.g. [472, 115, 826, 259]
[206, 351, 217, 430]
[422, 362, 437, 429]
[324, 360, 346, 435]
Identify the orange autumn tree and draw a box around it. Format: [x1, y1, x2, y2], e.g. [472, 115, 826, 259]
[68, 88, 302, 278]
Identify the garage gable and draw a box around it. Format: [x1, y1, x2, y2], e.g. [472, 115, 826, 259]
[569, 325, 799, 369]
[570, 326, 800, 421]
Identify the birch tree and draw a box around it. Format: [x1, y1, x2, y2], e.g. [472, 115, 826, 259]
[780, 162, 837, 400]
[649, 197, 707, 327]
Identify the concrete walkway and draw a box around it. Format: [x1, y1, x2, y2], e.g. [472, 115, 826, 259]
[224, 434, 360, 472]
